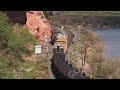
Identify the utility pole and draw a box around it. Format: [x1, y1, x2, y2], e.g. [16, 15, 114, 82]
[62, 26, 64, 30]
[82, 58, 84, 69]
[84, 42, 87, 65]
[81, 41, 87, 69]
[45, 35, 48, 54]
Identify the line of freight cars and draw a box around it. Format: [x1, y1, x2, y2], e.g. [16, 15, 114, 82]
[51, 45, 90, 79]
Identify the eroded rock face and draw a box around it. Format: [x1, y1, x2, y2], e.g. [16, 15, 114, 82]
[26, 11, 51, 41]
[6, 11, 51, 41]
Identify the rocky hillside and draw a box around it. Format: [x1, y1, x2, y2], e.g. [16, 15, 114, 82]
[5, 11, 51, 41]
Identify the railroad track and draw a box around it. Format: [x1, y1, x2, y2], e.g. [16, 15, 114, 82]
[64, 29, 74, 54]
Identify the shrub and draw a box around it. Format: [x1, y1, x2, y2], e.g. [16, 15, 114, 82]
[7, 26, 36, 59]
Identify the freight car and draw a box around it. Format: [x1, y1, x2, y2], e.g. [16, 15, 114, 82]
[52, 45, 90, 79]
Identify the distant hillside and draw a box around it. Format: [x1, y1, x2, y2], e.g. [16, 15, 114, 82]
[45, 11, 120, 17]
[45, 11, 120, 29]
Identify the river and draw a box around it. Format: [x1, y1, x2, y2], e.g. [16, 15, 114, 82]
[94, 28, 120, 59]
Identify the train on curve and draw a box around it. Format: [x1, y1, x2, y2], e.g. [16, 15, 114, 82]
[51, 26, 91, 79]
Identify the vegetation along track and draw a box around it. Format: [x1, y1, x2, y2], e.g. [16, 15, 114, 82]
[51, 26, 91, 79]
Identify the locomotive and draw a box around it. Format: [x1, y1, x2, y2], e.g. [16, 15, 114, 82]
[51, 26, 67, 54]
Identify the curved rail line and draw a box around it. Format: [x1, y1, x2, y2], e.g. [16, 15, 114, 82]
[64, 29, 73, 54]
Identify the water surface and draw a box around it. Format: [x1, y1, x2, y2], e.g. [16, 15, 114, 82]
[94, 28, 120, 59]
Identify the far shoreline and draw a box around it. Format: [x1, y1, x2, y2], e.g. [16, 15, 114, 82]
[92, 25, 120, 31]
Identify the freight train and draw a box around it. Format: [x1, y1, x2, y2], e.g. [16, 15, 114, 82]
[51, 26, 91, 79]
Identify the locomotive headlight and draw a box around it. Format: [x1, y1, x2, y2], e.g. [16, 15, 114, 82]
[60, 46, 64, 49]
[59, 45, 64, 49]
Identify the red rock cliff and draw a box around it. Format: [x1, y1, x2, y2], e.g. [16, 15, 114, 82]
[6, 11, 51, 41]
[26, 11, 51, 41]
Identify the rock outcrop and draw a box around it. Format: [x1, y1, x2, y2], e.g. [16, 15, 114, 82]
[6, 11, 51, 41]
[26, 11, 51, 41]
